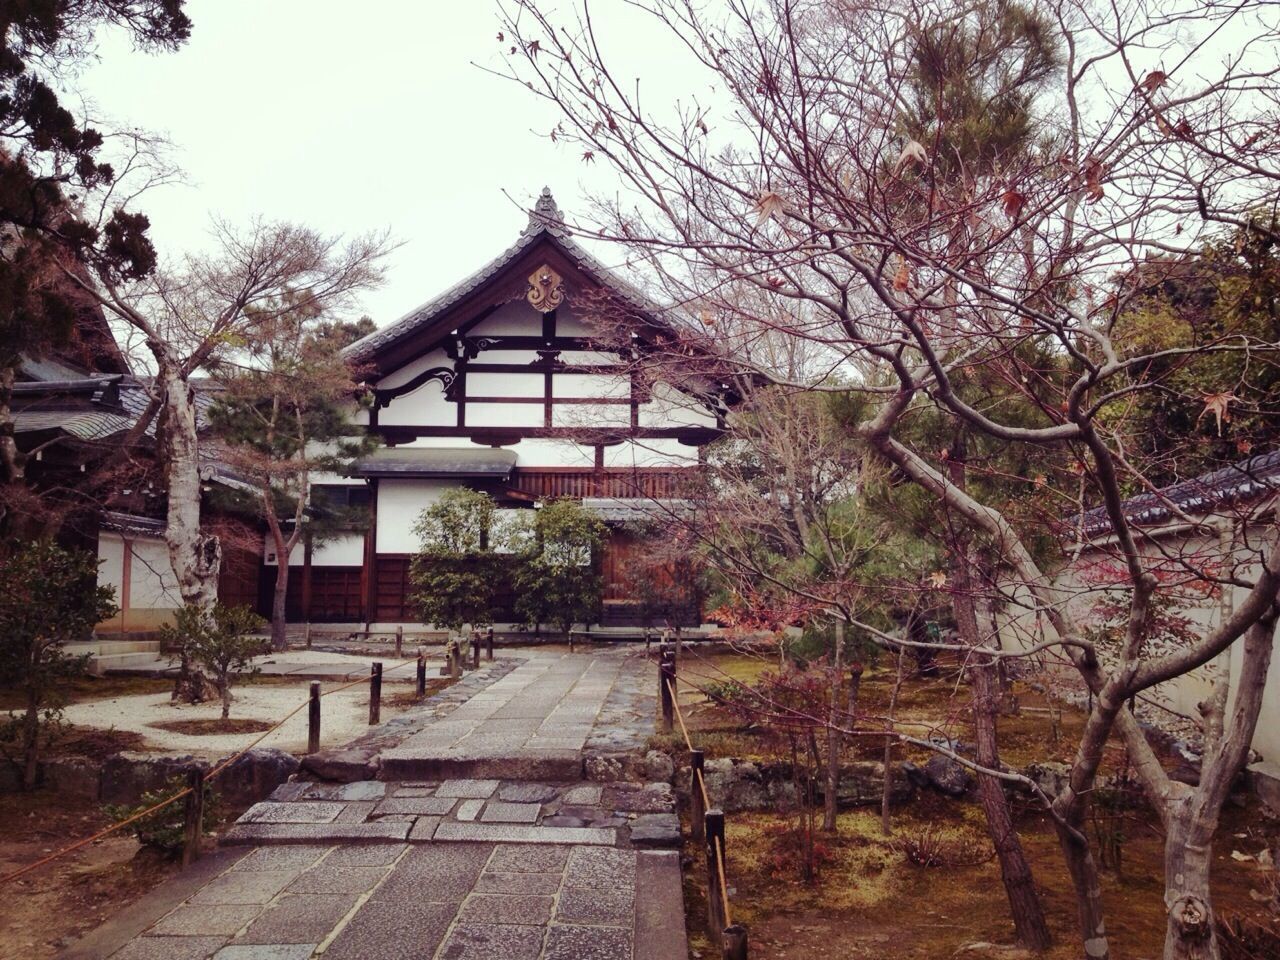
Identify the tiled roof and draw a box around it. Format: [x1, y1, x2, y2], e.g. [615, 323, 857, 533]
[581, 497, 693, 523]
[353, 447, 517, 479]
[100, 511, 165, 536]
[1076, 449, 1280, 537]
[344, 188, 664, 364]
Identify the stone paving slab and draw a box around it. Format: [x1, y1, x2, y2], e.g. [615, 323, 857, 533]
[64, 651, 688, 960]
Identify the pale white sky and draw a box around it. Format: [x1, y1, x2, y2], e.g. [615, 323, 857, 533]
[76, 0, 678, 327]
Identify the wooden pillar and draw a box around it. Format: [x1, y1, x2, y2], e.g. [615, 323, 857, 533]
[362, 479, 379, 629]
[368, 662, 382, 725]
[705, 809, 727, 942]
[485, 626, 494, 661]
[659, 645, 676, 733]
[691, 749, 706, 846]
[301, 532, 313, 625]
[722, 925, 748, 960]
[416, 652, 426, 697]
[307, 682, 321, 754]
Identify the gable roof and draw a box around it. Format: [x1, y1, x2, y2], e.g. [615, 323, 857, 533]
[344, 188, 665, 373]
[1076, 449, 1280, 538]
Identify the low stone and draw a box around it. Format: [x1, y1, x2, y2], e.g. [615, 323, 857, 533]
[303, 780, 385, 801]
[212, 946, 317, 960]
[269, 782, 311, 802]
[584, 754, 624, 782]
[438, 922, 545, 960]
[299, 747, 377, 783]
[240, 801, 345, 824]
[924, 755, 975, 797]
[544, 924, 631, 960]
[627, 813, 681, 848]
[542, 815, 587, 827]
[643, 750, 675, 783]
[435, 778, 500, 798]
[100, 752, 205, 806]
[214, 748, 301, 808]
[560, 785, 603, 806]
[434, 821, 614, 846]
[221, 821, 411, 845]
[41, 757, 101, 800]
[834, 761, 913, 808]
[496, 782, 559, 803]
[702, 758, 767, 812]
[372, 796, 456, 817]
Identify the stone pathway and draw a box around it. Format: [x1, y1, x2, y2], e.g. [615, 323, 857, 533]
[62, 649, 687, 960]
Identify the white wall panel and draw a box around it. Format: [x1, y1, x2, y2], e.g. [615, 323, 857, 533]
[467, 402, 544, 428]
[552, 373, 629, 399]
[377, 480, 454, 553]
[638, 381, 718, 428]
[508, 438, 594, 468]
[603, 439, 699, 467]
[262, 532, 365, 567]
[553, 404, 629, 428]
[98, 534, 126, 602]
[380, 379, 454, 427]
[377, 349, 452, 391]
[470, 301, 540, 336]
[469, 372, 544, 398]
[128, 537, 181, 608]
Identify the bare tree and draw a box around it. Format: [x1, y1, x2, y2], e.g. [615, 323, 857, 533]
[496, 1, 1280, 956]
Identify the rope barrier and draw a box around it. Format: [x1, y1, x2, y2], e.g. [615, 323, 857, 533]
[0, 652, 427, 886]
[663, 667, 733, 932]
[714, 834, 733, 927]
[666, 676, 711, 811]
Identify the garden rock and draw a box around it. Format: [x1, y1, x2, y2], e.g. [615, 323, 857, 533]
[300, 745, 377, 783]
[41, 757, 101, 800]
[834, 761, 912, 807]
[923, 755, 974, 797]
[100, 752, 206, 805]
[212, 747, 300, 807]
[1023, 761, 1071, 799]
[702, 758, 767, 812]
[644, 750, 675, 783]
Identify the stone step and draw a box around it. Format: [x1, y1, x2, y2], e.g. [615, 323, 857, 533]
[377, 749, 585, 782]
[66, 638, 162, 657]
[96, 652, 178, 677]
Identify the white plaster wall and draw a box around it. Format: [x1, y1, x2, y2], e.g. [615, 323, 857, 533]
[128, 536, 182, 609]
[476, 349, 540, 365]
[261, 532, 365, 567]
[639, 381, 718, 428]
[376, 348, 452, 392]
[98, 534, 126, 603]
[997, 522, 1280, 778]
[553, 403, 629, 428]
[557, 307, 595, 337]
[470, 372, 544, 397]
[376, 479, 454, 553]
[467, 402, 544, 428]
[553, 372, 630, 399]
[603, 438, 699, 468]
[470, 301, 540, 336]
[558, 349, 622, 366]
[508, 438, 595, 468]
[380, 379, 454, 427]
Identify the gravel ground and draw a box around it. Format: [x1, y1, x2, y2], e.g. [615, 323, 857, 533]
[60, 681, 404, 758]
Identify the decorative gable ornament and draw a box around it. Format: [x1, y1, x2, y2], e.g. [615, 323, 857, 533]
[527, 264, 565, 314]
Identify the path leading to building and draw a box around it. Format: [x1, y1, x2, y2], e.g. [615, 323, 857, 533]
[61, 648, 687, 960]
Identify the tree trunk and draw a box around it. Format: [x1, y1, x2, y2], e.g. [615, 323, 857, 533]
[947, 437, 1052, 951]
[219, 677, 231, 720]
[824, 620, 845, 832]
[271, 560, 290, 652]
[1054, 815, 1112, 960]
[973, 653, 1054, 951]
[882, 644, 906, 835]
[1162, 805, 1219, 960]
[21, 687, 40, 791]
[156, 360, 220, 703]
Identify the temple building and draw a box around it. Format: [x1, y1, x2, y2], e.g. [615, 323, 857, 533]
[259, 189, 722, 628]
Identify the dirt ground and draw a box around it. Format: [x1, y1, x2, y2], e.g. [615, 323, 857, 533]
[670, 647, 1280, 960]
[0, 789, 179, 960]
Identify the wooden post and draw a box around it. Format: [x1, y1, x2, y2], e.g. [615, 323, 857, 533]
[722, 924, 748, 960]
[659, 647, 676, 734]
[471, 633, 481, 670]
[705, 809, 726, 942]
[369, 662, 382, 725]
[304, 623, 312, 650]
[416, 653, 426, 698]
[182, 767, 204, 867]
[450, 640, 461, 680]
[307, 681, 321, 754]
[691, 749, 706, 846]
[395, 624, 403, 657]
[485, 626, 494, 661]
[645, 627, 652, 653]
